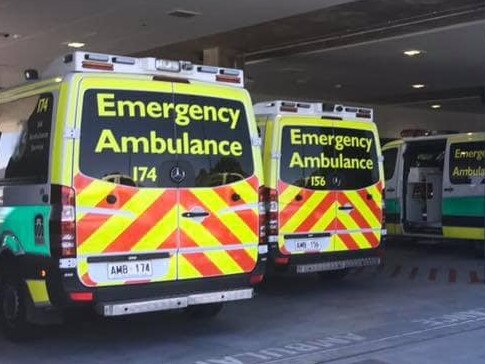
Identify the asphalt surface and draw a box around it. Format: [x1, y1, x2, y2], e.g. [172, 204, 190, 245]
[1, 238, 485, 364]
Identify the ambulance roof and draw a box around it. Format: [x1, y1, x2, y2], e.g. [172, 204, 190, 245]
[28, 51, 245, 88]
[253, 100, 374, 122]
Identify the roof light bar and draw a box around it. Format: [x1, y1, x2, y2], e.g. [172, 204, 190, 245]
[85, 53, 109, 62]
[82, 61, 114, 71]
[112, 56, 136, 65]
[198, 66, 218, 74]
[39, 51, 244, 87]
[220, 68, 240, 77]
[156, 59, 181, 73]
[254, 100, 374, 122]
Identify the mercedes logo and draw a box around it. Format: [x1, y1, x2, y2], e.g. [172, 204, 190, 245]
[170, 166, 186, 183]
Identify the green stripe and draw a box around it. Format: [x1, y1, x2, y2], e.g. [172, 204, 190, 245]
[385, 198, 400, 214]
[442, 196, 485, 217]
[0, 206, 51, 256]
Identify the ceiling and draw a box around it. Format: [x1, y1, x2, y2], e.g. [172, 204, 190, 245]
[246, 19, 485, 114]
[0, 0, 483, 115]
[0, 0, 352, 87]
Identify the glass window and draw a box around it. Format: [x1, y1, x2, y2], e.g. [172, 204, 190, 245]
[449, 141, 485, 185]
[383, 148, 398, 181]
[79, 89, 254, 188]
[0, 93, 54, 184]
[280, 125, 379, 190]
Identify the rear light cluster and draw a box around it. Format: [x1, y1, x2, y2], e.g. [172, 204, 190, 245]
[50, 185, 76, 258]
[259, 187, 279, 243]
[258, 187, 267, 246]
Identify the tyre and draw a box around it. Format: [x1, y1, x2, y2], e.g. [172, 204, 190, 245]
[0, 270, 34, 341]
[318, 269, 350, 280]
[185, 303, 224, 319]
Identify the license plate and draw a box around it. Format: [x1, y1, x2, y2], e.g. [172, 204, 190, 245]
[295, 240, 324, 252]
[285, 236, 331, 253]
[108, 260, 152, 280]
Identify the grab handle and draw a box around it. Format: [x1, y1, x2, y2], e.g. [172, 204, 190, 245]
[182, 211, 210, 218]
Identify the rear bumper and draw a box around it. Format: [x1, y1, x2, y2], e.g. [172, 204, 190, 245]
[47, 255, 266, 313]
[269, 246, 382, 274]
[99, 288, 253, 316]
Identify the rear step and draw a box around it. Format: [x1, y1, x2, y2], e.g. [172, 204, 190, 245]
[296, 256, 380, 274]
[97, 288, 253, 316]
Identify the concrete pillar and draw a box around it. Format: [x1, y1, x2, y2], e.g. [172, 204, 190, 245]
[202, 47, 244, 69]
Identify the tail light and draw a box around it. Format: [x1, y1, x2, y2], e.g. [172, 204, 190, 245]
[267, 188, 279, 239]
[382, 189, 386, 227]
[258, 187, 267, 245]
[50, 185, 76, 258]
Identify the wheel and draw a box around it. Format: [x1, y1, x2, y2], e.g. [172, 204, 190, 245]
[185, 303, 224, 319]
[318, 269, 350, 280]
[0, 270, 34, 341]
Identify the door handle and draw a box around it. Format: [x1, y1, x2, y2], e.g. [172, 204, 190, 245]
[444, 187, 454, 192]
[386, 188, 395, 192]
[182, 211, 210, 218]
[338, 205, 354, 211]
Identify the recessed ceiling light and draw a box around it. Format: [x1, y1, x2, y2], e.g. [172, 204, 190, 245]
[412, 84, 426, 89]
[167, 9, 201, 18]
[67, 42, 85, 48]
[403, 49, 423, 57]
[431, 104, 441, 109]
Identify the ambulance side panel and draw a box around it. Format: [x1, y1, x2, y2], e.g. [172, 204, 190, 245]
[442, 134, 485, 240]
[0, 82, 61, 307]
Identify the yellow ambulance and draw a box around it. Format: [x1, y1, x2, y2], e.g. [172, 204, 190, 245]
[0, 51, 266, 339]
[255, 101, 384, 277]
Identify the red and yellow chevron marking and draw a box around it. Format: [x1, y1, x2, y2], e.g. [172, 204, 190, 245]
[73, 174, 260, 286]
[278, 181, 337, 255]
[277, 180, 383, 255]
[74, 174, 178, 287]
[335, 181, 383, 251]
[178, 176, 259, 279]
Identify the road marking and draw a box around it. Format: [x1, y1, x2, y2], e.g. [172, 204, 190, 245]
[390, 266, 401, 278]
[194, 333, 366, 364]
[428, 268, 438, 281]
[448, 269, 457, 283]
[409, 267, 418, 280]
[470, 271, 481, 284]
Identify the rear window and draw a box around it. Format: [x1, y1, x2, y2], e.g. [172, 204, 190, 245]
[0, 93, 54, 185]
[79, 89, 253, 188]
[449, 141, 485, 185]
[383, 148, 398, 181]
[280, 125, 379, 190]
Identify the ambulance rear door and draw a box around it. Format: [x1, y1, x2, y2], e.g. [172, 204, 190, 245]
[73, 76, 179, 288]
[442, 133, 485, 240]
[333, 120, 383, 252]
[276, 116, 337, 256]
[173, 82, 260, 281]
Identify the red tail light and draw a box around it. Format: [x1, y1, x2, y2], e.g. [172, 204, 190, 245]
[69, 292, 93, 302]
[258, 187, 267, 245]
[267, 188, 279, 238]
[50, 185, 76, 258]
